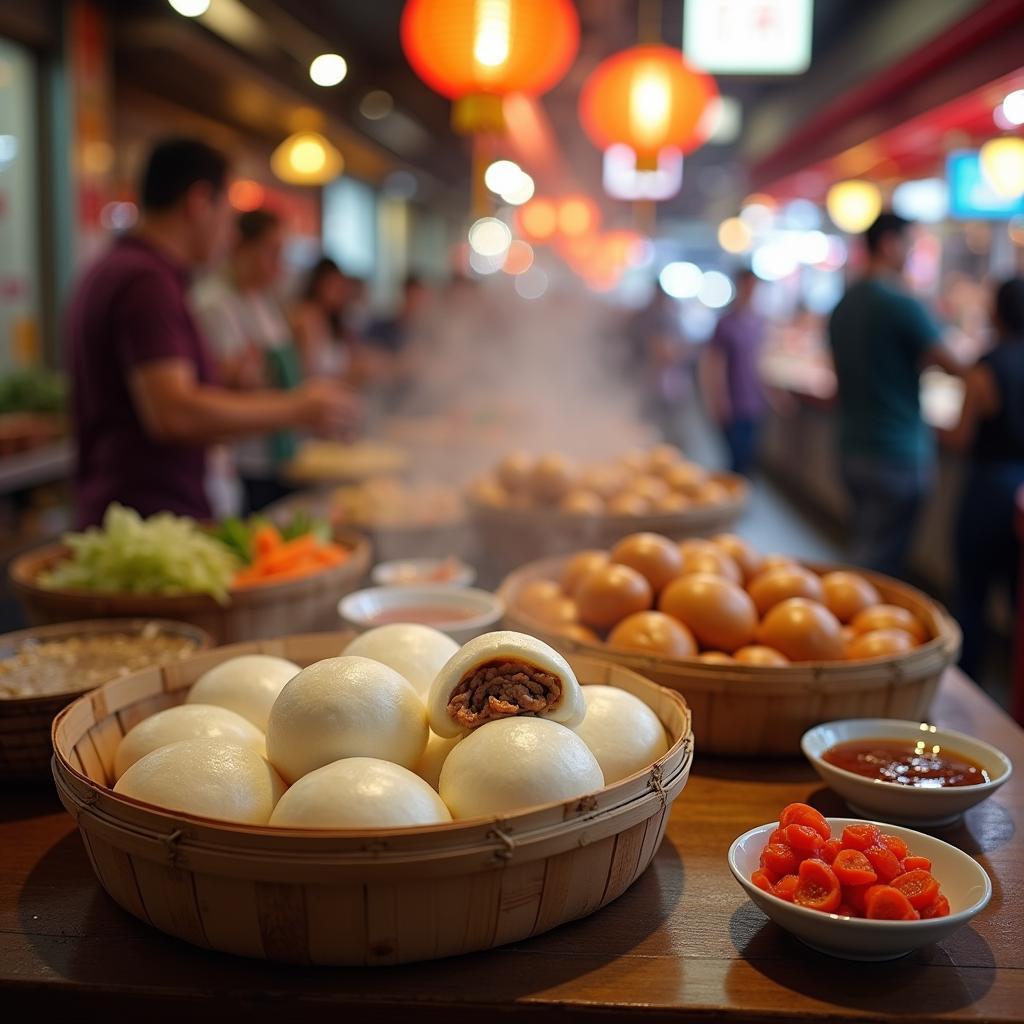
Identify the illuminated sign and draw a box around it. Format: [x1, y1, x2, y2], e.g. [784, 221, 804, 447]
[683, 0, 813, 75]
[947, 150, 1024, 220]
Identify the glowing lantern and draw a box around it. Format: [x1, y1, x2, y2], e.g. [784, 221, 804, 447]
[270, 132, 343, 186]
[557, 195, 600, 237]
[979, 137, 1024, 198]
[228, 179, 266, 211]
[579, 45, 717, 170]
[400, 0, 579, 134]
[826, 180, 882, 234]
[518, 197, 558, 241]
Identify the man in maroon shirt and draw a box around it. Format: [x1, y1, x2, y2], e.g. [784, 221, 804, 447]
[67, 137, 353, 526]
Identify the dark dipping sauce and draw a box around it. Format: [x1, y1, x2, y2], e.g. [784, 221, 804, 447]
[369, 606, 478, 626]
[822, 737, 990, 788]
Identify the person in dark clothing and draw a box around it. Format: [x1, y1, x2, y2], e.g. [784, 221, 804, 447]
[828, 212, 962, 577]
[944, 278, 1024, 679]
[67, 137, 356, 526]
[366, 275, 431, 355]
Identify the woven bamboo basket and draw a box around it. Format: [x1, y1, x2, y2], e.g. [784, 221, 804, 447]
[9, 531, 372, 645]
[498, 555, 961, 758]
[51, 635, 693, 965]
[0, 619, 210, 783]
[469, 473, 747, 577]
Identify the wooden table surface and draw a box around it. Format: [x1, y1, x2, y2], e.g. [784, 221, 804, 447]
[3, 668, 1021, 1023]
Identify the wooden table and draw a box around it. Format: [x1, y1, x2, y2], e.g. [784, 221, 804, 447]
[3, 668, 1021, 1022]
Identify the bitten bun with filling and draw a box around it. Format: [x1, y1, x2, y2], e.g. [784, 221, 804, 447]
[426, 631, 586, 738]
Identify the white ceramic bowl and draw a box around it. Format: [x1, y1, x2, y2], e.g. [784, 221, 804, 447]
[728, 817, 992, 961]
[801, 719, 1012, 827]
[339, 585, 504, 644]
[371, 557, 476, 588]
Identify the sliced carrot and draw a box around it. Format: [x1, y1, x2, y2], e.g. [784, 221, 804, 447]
[865, 885, 919, 920]
[902, 855, 932, 872]
[258, 533, 319, 574]
[773, 875, 799, 902]
[919, 894, 950, 919]
[818, 837, 843, 864]
[891, 870, 940, 910]
[793, 858, 841, 912]
[880, 834, 909, 860]
[751, 869, 774, 893]
[784, 823, 824, 856]
[841, 823, 881, 851]
[761, 843, 800, 877]
[253, 524, 281, 558]
[864, 845, 903, 884]
[780, 803, 831, 840]
[832, 848, 878, 886]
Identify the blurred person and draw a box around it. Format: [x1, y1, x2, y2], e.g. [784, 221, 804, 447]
[828, 212, 962, 577]
[943, 278, 1024, 679]
[67, 137, 356, 527]
[193, 207, 302, 513]
[625, 286, 696, 448]
[704, 270, 767, 475]
[365, 276, 431, 355]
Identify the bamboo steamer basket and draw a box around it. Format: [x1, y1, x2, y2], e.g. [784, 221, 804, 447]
[8, 530, 372, 645]
[470, 473, 747, 577]
[498, 555, 961, 758]
[0, 619, 210, 783]
[51, 634, 693, 966]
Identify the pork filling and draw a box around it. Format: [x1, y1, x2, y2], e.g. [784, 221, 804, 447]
[447, 659, 562, 728]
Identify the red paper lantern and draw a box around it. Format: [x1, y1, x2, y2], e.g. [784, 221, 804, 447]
[401, 0, 579, 134]
[579, 45, 718, 168]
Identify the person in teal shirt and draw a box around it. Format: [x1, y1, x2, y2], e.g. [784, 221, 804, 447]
[829, 213, 961, 577]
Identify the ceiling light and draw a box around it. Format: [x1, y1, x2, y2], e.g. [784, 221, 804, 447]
[168, 0, 209, 16]
[310, 53, 348, 87]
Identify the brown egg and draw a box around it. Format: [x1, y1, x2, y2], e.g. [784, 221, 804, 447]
[698, 651, 736, 665]
[845, 628, 918, 661]
[734, 645, 790, 667]
[678, 539, 743, 584]
[611, 532, 684, 592]
[530, 453, 574, 504]
[530, 594, 580, 629]
[747, 564, 824, 616]
[579, 465, 627, 499]
[756, 598, 844, 662]
[467, 477, 508, 507]
[560, 550, 611, 596]
[576, 564, 653, 630]
[663, 462, 707, 496]
[607, 611, 697, 658]
[658, 573, 758, 652]
[850, 604, 928, 644]
[653, 492, 691, 513]
[647, 444, 683, 472]
[619, 450, 649, 474]
[841, 625, 857, 647]
[821, 571, 882, 624]
[559, 489, 604, 516]
[607, 492, 651, 516]
[760, 553, 798, 572]
[693, 480, 730, 506]
[555, 622, 602, 645]
[496, 451, 533, 493]
[517, 579, 564, 618]
[711, 533, 764, 583]
[628, 475, 670, 503]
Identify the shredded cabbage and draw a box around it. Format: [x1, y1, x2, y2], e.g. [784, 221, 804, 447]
[40, 504, 239, 603]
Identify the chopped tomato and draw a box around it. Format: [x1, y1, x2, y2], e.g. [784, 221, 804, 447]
[773, 874, 799, 902]
[818, 837, 843, 864]
[835, 903, 862, 918]
[919, 894, 951, 919]
[767, 827, 787, 845]
[864, 845, 903, 883]
[779, 802, 831, 840]
[751, 868, 774, 893]
[902, 855, 932, 872]
[865, 885, 919, 920]
[841, 823, 881, 851]
[793, 858, 841, 913]
[891, 869, 940, 910]
[831, 848, 878, 887]
[761, 843, 800, 877]
[785, 823, 824, 856]
[880, 834, 909, 860]
[843, 883, 873, 913]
